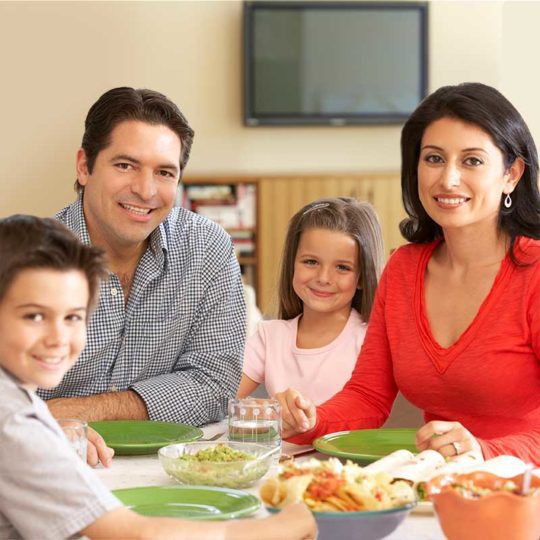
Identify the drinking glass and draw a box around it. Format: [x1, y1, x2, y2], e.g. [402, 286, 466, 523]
[58, 418, 88, 461]
[228, 398, 281, 457]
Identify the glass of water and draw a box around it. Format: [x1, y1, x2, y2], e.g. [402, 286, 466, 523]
[57, 418, 88, 461]
[228, 398, 281, 457]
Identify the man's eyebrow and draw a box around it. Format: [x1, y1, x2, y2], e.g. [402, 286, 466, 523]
[110, 153, 141, 164]
[110, 154, 179, 174]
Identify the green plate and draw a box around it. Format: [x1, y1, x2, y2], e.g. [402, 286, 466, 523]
[89, 420, 203, 455]
[313, 428, 417, 464]
[113, 485, 261, 520]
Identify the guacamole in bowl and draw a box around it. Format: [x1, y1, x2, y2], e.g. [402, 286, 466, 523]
[159, 441, 276, 489]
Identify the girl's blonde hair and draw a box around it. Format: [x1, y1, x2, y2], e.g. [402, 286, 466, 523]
[278, 197, 384, 321]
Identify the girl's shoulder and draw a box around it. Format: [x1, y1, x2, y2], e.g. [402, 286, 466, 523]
[254, 316, 300, 337]
[349, 307, 367, 328]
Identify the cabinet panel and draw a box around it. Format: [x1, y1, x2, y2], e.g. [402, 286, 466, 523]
[185, 174, 404, 317]
[258, 174, 403, 316]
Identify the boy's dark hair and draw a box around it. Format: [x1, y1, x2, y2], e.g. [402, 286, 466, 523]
[75, 87, 195, 191]
[278, 197, 385, 322]
[0, 215, 107, 309]
[400, 82, 540, 256]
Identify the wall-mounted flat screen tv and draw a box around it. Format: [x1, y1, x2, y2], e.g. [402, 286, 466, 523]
[244, 1, 428, 126]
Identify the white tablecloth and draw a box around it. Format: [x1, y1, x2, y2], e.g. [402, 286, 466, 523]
[95, 421, 445, 540]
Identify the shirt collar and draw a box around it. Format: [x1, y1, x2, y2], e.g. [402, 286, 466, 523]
[0, 366, 35, 402]
[69, 195, 92, 246]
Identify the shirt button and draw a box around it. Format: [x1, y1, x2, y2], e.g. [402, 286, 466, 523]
[110, 385, 118, 392]
[111, 288, 118, 297]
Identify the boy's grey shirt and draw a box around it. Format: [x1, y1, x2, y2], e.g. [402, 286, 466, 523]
[0, 367, 121, 540]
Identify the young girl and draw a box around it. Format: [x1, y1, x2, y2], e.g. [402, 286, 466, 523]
[0, 215, 315, 540]
[238, 197, 385, 404]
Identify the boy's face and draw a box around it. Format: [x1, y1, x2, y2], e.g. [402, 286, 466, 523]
[0, 268, 89, 391]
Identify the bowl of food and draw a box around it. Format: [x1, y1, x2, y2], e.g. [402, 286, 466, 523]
[158, 441, 277, 489]
[425, 470, 540, 540]
[260, 458, 416, 540]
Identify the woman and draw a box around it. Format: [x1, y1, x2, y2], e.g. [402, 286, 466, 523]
[277, 82, 540, 465]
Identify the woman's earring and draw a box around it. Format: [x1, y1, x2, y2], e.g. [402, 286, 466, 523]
[504, 193, 512, 208]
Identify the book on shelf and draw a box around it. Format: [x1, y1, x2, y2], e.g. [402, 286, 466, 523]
[186, 184, 233, 200]
[233, 239, 255, 255]
[228, 229, 254, 239]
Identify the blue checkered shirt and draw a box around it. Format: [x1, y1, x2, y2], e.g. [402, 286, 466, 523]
[38, 197, 246, 425]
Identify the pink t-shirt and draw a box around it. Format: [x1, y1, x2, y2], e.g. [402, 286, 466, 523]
[243, 309, 366, 405]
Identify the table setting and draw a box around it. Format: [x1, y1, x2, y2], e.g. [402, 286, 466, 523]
[89, 406, 445, 539]
[86, 398, 539, 540]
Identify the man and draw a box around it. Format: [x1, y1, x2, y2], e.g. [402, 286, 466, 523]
[38, 87, 246, 426]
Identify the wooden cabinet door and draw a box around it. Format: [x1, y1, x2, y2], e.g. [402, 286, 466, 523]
[257, 174, 403, 316]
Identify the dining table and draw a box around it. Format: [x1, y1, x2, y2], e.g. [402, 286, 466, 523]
[95, 420, 446, 540]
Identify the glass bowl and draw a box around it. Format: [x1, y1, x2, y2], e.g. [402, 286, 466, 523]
[158, 441, 277, 489]
[425, 471, 540, 540]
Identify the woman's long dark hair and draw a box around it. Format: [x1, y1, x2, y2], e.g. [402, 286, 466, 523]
[400, 82, 540, 260]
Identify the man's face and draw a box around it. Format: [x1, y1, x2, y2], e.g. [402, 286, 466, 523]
[0, 269, 89, 391]
[76, 120, 182, 254]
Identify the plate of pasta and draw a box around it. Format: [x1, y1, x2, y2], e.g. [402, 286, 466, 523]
[260, 458, 416, 540]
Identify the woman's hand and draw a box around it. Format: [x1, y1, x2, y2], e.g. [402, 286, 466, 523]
[87, 426, 114, 467]
[274, 388, 317, 439]
[416, 420, 483, 459]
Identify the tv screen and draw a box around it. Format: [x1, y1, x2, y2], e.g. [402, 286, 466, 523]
[243, 1, 428, 126]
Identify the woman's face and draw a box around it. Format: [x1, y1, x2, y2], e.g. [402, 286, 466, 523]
[417, 116, 522, 233]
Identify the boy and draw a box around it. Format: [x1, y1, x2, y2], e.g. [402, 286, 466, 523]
[0, 215, 315, 539]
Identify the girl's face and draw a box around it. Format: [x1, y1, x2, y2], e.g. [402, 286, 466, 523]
[0, 268, 89, 391]
[417, 117, 522, 233]
[293, 228, 360, 319]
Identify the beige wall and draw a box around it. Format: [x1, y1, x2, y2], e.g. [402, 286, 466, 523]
[0, 0, 536, 218]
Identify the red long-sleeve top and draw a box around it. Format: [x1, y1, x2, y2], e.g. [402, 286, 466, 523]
[289, 236, 540, 465]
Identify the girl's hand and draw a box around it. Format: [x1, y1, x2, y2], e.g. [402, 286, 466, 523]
[416, 420, 483, 459]
[274, 388, 317, 439]
[87, 426, 114, 468]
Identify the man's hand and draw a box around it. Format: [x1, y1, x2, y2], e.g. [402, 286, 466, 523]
[274, 388, 317, 439]
[416, 420, 483, 459]
[87, 427, 114, 468]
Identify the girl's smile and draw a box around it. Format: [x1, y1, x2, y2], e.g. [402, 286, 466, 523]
[293, 228, 360, 319]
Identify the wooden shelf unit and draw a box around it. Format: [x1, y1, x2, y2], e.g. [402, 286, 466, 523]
[183, 173, 403, 316]
[182, 176, 260, 300]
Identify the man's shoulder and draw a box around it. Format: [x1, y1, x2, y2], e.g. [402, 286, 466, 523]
[164, 207, 233, 250]
[54, 202, 75, 224]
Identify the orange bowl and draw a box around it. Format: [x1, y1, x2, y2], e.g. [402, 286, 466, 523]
[425, 471, 540, 540]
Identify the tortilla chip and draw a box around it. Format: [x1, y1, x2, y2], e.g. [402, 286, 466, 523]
[281, 474, 313, 507]
[310, 501, 340, 512]
[260, 478, 286, 507]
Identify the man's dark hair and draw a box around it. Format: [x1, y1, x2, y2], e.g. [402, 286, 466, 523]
[0, 215, 107, 310]
[75, 87, 195, 191]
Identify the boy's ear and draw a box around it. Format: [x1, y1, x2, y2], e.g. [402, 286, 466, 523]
[76, 148, 90, 187]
